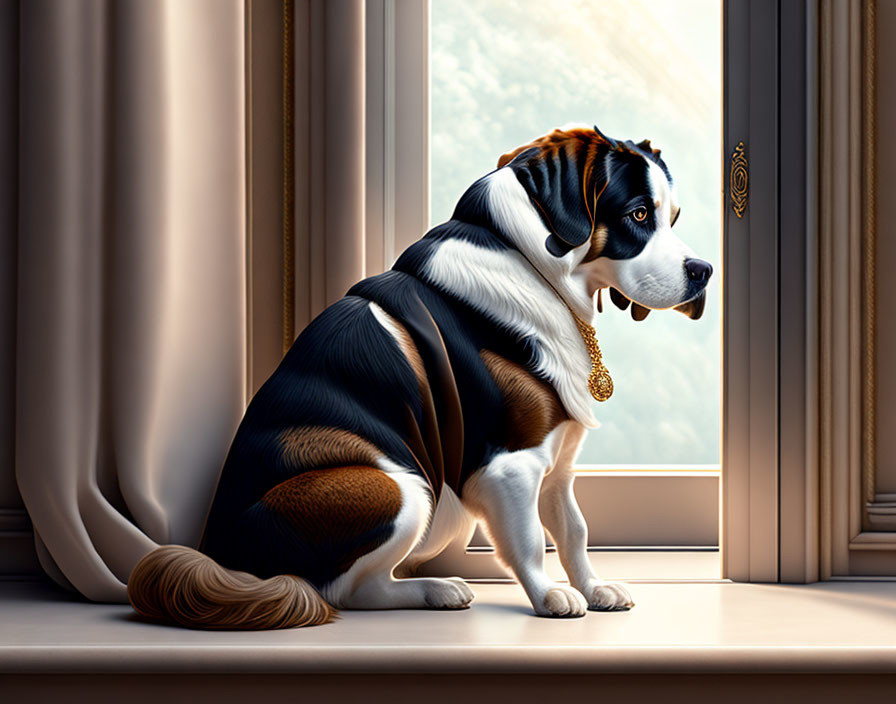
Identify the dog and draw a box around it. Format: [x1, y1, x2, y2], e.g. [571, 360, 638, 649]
[128, 125, 712, 629]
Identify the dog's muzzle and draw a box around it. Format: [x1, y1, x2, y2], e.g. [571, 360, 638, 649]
[606, 257, 712, 321]
[673, 257, 712, 320]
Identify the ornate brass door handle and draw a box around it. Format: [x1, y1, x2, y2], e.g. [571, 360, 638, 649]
[730, 141, 748, 218]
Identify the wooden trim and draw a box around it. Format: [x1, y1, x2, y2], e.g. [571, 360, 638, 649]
[0, 508, 30, 534]
[849, 531, 896, 550]
[575, 465, 720, 474]
[861, 0, 879, 531]
[245, 0, 287, 393]
[818, 0, 887, 577]
[282, 0, 296, 353]
[777, 0, 820, 583]
[819, 0, 862, 578]
[722, 0, 780, 583]
[365, 0, 429, 273]
[293, 0, 311, 332]
[244, 0, 254, 400]
[0, 509, 40, 576]
[864, 495, 896, 532]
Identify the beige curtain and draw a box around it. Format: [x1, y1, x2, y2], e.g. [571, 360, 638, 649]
[15, 0, 247, 602]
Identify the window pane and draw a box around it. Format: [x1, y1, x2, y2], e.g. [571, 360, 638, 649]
[430, 0, 721, 466]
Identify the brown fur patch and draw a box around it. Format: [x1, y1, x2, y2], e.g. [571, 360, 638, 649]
[374, 307, 427, 387]
[582, 224, 609, 263]
[496, 127, 609, 169]
[261, 467, 403, 575]
[279, 426, 382, 470]
[481, 350, 568, 451]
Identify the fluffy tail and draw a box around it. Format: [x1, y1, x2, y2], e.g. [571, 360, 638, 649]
[127, 545, 336, 630]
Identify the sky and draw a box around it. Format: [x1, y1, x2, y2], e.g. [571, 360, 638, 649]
[430, 0, 722, 465]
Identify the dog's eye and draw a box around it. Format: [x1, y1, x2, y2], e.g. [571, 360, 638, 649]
[630, 206, 648, 223]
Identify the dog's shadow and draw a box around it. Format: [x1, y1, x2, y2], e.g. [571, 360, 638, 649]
[106, 610, 161, 626]
[478, 601, 535, 617]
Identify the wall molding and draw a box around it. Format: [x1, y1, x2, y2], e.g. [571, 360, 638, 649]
[858, 1, 892, 538]
[818, 0, 895, 576]
[849, 531, 896, 550]
[0, 507, 40, 577]
[0, 507, 30, 535]
[863, 493, 896, 532]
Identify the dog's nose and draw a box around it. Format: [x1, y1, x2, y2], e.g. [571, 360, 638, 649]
[684, 258, 713, 284]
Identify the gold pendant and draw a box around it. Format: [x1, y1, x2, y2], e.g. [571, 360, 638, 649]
[570, 310, 613, 402]
[588, 366, 614, 402]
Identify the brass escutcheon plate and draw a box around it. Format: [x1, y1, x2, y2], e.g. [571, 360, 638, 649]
[730, 141, 748, 218]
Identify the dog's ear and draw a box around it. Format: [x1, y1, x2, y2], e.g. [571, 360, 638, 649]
[498, 145, 527, 169]
[637, 138, 661, 160]
[511, 142, 609, 256]
[497, 130, 568, 169]
[497, 145, 539, 170]
[594, 125, 618, 149]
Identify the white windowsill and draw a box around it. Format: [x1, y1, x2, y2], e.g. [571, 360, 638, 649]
[3, 575, 896, 674]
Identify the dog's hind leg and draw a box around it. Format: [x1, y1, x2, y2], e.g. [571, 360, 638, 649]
[394, 485, 477, 578]
[321, 466, 474, 611]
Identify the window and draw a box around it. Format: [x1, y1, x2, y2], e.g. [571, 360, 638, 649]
[430, 0, 722, 470]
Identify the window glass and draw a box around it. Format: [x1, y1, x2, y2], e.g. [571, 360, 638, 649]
[431, 0, 721, 466]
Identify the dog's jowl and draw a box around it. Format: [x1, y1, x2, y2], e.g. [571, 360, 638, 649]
[127, 125, 713, 629]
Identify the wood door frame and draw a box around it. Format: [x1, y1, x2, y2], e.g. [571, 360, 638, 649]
[723, 0, 784, 583]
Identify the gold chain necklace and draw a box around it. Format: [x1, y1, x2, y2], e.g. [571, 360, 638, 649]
[568, 307, 614, 402]
[513, 249, 615, 403]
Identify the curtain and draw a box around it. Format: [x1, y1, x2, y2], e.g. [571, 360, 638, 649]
[15, 0, 247, 602]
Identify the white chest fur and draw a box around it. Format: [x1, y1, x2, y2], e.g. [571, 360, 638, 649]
[422, 237, 597, 429]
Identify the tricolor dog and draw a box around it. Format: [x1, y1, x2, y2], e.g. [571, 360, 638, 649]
[128, 125, 712, 629]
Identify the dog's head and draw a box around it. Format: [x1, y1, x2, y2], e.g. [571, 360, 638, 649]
[497, 125, 712, 321]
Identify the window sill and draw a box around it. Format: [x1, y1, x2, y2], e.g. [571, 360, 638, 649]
[419, 547, 721, 581]
[3, 577, 896, 675]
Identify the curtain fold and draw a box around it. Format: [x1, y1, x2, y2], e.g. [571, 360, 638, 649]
[16, 0, 247, 602]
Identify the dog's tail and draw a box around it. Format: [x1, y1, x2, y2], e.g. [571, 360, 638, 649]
[127, 545, 336, 630]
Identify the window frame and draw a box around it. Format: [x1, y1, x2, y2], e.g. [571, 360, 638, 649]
[365, 0, 430, 274]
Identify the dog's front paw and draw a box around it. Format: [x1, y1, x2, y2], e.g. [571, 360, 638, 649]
[423, 577, 475, 609]
[536, 585, 588, 618]
[584, 581, 634, 611]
